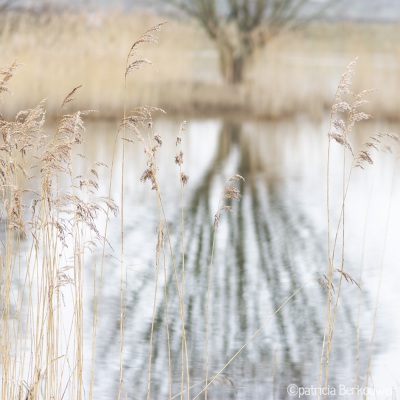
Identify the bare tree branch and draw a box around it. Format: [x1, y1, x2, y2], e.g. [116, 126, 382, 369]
[176, 0, 219, 38]
[168, 0, 336, 83]
[0, 0, 13, 12]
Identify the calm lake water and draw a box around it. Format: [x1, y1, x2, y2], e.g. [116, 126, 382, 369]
[77, 116, 400, 399]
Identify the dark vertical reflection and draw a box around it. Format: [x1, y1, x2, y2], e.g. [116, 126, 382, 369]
[91, 119, 370, 400]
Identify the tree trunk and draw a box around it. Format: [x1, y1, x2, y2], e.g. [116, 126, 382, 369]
[216, 25, 256, 85]
[231, 54, 245, 84]
[218, 43, 247, 85]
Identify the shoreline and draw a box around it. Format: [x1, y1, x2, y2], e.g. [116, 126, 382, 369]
[1, 11, 400, 121]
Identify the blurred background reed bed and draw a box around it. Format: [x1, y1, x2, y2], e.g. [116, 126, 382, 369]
[1, 10, 400, 120]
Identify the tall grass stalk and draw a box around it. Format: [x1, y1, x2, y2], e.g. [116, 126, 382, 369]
[176, 121, 189, 399]
[119, 23, 194, 400]
[363, 160, 397, 397]
[319, 58, 399, 398]
[161, 226, 173, 399]
[159, 192, 190, 399]
[194, 276, 314, 400]
[204, 175, 244, 400]
[354, 169, 376, 389]
[92, 117, 120, 399]
[319, 58, 357, 397]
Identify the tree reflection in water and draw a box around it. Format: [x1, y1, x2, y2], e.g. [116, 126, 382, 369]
[89, 119, 373, 400]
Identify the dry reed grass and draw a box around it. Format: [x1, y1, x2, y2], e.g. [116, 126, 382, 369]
[1, 11, 400, 120]
[1, 17, 399, 400]
[1, 23, 195, 400]
[0, 62, 118, 399]
[318, 57, 399, 399]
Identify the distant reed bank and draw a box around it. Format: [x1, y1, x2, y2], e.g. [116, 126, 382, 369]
[1, 11, 400, 120]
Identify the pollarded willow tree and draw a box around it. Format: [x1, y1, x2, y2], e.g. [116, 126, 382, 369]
[174, 0, 333, 84]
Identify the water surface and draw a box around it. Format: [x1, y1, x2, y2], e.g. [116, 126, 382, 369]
[80, 116, 400, 399]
